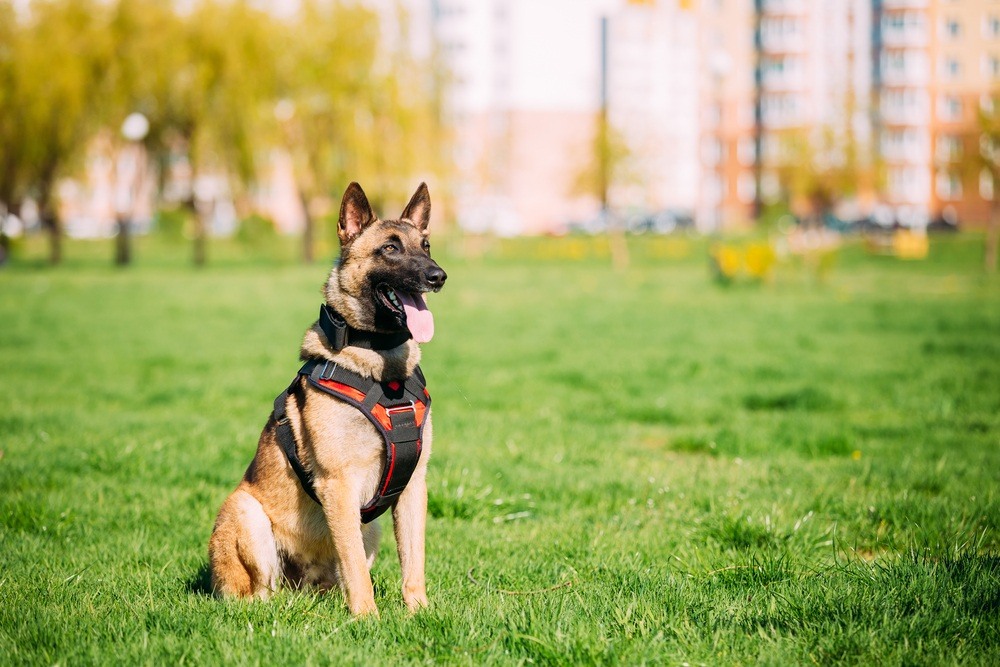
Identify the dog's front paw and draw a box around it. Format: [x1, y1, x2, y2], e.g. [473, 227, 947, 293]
[350, 598, 380, 617]
[403, 587, 429, 612]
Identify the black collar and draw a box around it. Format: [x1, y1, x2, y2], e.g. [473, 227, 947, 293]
[318, 304, 411, 351]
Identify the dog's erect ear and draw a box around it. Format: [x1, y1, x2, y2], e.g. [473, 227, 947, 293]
[400, 182, 431, 232]
[338, 182, 376, 244]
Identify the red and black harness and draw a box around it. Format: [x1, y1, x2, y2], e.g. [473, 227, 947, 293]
[271, 305, 430, 524]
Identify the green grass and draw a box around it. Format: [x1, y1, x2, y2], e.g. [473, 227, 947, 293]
[1, 233, 998, 665]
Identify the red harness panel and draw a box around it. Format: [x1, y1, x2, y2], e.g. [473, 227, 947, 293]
[272, 359, 431, 523]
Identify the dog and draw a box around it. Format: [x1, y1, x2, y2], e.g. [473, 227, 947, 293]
[208, 182, 446, 615]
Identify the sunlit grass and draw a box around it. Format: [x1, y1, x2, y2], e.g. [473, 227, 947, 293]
[1, 233, 998, 665]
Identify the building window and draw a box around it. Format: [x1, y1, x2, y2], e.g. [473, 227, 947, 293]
[881, 89, 929, 122]
[760, 17, 801, 46]
[883, 10, 925, 34]
[935, 135, 962, 161]
[881, 50, 929, 82]
[942, 18, 961, 39]
[938, 95, 963, 121]
[985, 15, 1000, 38]
[941, 56, 961, 78]
[985, 55, 1000, 80]
[884, 128, 927, 161]
[889, 166, 932, 202]
[936, 171, 962, 200]
[761, 93, 798, 126]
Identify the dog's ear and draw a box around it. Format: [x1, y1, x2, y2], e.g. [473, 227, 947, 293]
[338, 182, 376, 244]
[400, 182, 431, 232]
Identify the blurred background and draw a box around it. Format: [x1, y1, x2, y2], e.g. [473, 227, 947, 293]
[1, 0, 999, 269]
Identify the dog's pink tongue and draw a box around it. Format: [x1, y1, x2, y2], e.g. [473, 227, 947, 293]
[397, 291, 434, 343]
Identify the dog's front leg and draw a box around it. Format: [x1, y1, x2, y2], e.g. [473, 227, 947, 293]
[319, 479, 378, 616]
[392, 472, 429, 611]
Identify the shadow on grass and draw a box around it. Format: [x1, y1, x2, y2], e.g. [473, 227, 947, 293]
[186, 561, 213, 597]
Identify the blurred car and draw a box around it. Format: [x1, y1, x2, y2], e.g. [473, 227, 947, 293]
[626, 208, 696, 234]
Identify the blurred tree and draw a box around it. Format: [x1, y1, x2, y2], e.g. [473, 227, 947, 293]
[0, 0, 111, 264]
[0, 1, 22, 220]
[572, 115, 633, 209]
[769, 106, 879, 227]
[572, 115, 633, 270]
[2, 0, 446, 267]
[978, 99, 1000, 274]
[104, 0, 276, 266]
[274, 1, 382, 263]
[275, 1, 448, 262]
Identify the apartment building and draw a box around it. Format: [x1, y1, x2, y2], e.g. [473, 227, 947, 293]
[924, 0, 1000, 225]
[56, 0, 1000, 237]
[697, 0, 758, 229]
[432, 0, 758, 233]
[432, 0, 620, 235]
[755, 0, 875, 219]
[871, 0, 1000, 227]
[605, 1, 701, 219]
[876, 0, 932, 225]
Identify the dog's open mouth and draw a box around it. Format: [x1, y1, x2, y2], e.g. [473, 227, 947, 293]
[377, 284, 435, 343]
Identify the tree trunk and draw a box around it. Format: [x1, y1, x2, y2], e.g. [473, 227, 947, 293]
[986, 200, 1000, 275]
[115, 216, 132, 266]
[0, 201, 16, 267]
[192, 211, 207, 267]
[38, 168, 61, 265]
[43, 214, 62, 266]
[301, 190, 314, 264]
[186, 196, 207, 267]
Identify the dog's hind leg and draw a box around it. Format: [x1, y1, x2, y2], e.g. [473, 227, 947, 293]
[209, 489, 279, 599]
[362, 520, 381, 571]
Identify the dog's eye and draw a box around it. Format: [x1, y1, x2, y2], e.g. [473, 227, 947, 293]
[381, 243, 400, 254]
[421, 239, 431, 252]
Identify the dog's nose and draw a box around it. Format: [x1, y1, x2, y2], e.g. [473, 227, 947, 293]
[425, 266, 447, 288]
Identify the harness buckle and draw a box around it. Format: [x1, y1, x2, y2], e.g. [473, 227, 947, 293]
[319, 360, 338, 380]
[385, 401, 415, 415]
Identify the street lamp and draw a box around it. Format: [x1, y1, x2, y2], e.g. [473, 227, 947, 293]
[115, 112, 149, 265]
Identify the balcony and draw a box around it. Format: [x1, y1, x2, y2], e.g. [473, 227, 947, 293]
[760, 0, 807, 15]
[882, 0, 929, 8]
[759, 56, 804, 91]
[759, 32, 806, 53]
[880, 131, 930, 164]
[880, 103, 930, 126]
[880, 53, 930, 86]
[881, 26, 928, 48]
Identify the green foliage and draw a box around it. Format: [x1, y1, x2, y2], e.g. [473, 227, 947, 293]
[234, 214, 277, 248]
[1, 234, 998, 664]
[0, 0, 109, 210]
[0, 0, 449, 264]
[572, 115, 634, 204]
[152, 208, 189, 244]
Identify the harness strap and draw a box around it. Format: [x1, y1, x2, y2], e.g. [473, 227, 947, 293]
[272, 379, 322, 507]
[273, 358, 429, 524]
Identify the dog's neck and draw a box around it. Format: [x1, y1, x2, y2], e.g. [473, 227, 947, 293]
[300, 325, 421, 382]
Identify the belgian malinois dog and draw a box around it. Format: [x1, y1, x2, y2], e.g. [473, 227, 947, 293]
[209, 182, 446, 615]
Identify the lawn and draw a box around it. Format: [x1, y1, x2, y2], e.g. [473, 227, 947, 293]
[1, 233, 998, 665]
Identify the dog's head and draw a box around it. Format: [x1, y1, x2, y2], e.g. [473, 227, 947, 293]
[324, 182, 447, 342]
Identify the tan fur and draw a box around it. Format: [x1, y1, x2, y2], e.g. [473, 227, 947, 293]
[209, 183, 441, 616]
